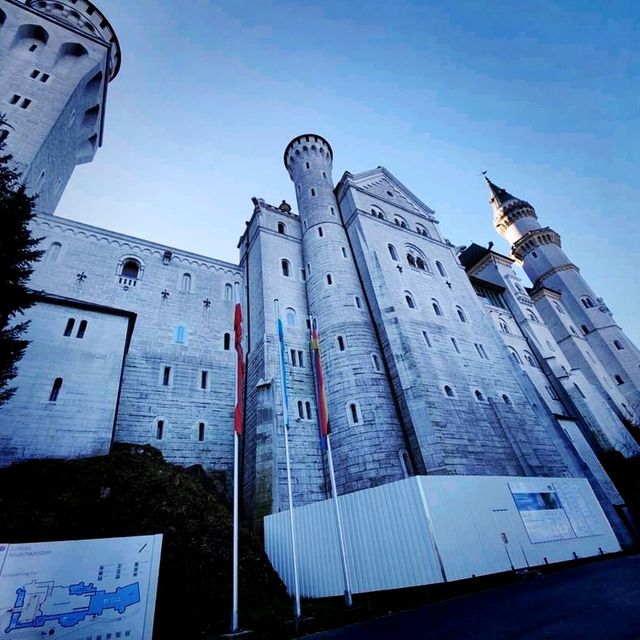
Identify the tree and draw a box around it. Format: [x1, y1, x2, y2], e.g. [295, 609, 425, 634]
[0, 114, 42, 405]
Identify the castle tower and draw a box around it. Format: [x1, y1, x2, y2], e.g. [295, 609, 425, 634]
[0, 0, 120, 213]
[488, 177, 640, 418]
[284, 135, 407, 494]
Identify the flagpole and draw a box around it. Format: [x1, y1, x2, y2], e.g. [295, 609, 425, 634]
[231, 283, 242, 633]
[309, 314, 353, 607]
[275, 299, 302, 621]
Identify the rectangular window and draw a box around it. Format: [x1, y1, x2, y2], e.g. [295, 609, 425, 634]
[162, 366, 171, 386]
[40, 73, 50, 83]
[475, 343, 488, 360]
[20, 98, 32, 109]
[546, 386, 559, 401]
[422, 330, 432, 347]
[297, 350, 304, 368]
[290, 350, 304, 367]
[198, 422, 205, 442]
[200, 370, 208, 390]
[451, 337, 460, 353]
[9, 94, 20, 105]
[301, 269, 306, 281]
[30, 69, 39, 79]
[156, 420, 164, 440]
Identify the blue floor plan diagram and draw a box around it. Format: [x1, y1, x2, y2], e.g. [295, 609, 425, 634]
[5, 581, 140, 632]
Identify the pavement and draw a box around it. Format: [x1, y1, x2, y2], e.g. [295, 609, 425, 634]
[304, 554, 640, 639]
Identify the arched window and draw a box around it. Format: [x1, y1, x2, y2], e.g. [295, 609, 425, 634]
[297, 400, 304, 419]
[405, 292, 416, 309]
[527, 310, 538, 322]
[371, 353, 381, 372]
[444, 385, 455, 398]
[614, 340, 624, 350]
[281, 259, 291, 277]
[509, 348, 523, 365]
[76, 320, 87, 339]
[326, 273, 333, 285]
[523, 351, 538, 367]
[46, 241, 61, 262]
[406, 254, 416, 267]
[354, 296, 362, 309]
[456, 306, 467, 323]
[156, 419, 164, 440]
[305, 401, 312, 420]
[277, 222, 286, 234]
[198, 422, 205, 442]
[223, 332, 231, 350]
[502, 394, 511, 405]
[432, 299, 443, 316]
[416, 225, 430, 237]
[394, 215, 407, 228]
[337, 335, 346, 351]
[475, 390, 485, 402]
[553, 301, 565, 315]
[347, 402, 361, 425]
[181, 273, 192, 293]
[49, 377, 63, 402]
[581, 296, 596, 309]
[415, 257, 426, 270]
[63, 318, 75, 337]
[399, 449, 412, 478]
[285, 307, 296, 327]
[388, 244, 399, 261]
[546, 340, 556, 352]
[614, 375, 624, 385]
[435, 261, 447, 277]
[121, 259, 140, 279]
[370, 206, 385, 219]
[175, 324, 186, 344]
[499, 319, 509, 334]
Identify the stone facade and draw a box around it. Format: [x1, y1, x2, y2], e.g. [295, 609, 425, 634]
[2, 0, 640, 544]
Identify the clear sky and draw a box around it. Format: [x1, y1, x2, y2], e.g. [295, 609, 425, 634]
[57, 0, 640, 343]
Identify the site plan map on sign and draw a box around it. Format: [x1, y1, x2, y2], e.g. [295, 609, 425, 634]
[0, 535, 162, 640]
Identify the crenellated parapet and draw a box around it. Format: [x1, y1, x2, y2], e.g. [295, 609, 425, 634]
[511, 227, 562, 261]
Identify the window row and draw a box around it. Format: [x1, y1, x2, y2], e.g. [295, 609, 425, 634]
[154, 419, 209, 442]
[160, 365, 225, 389]
[420, 329, 490, 361]
[442, 384, 511, 405]
[173, 327, 233, 350]
[8, 94, 32, 109]
[508, 347, 540, 368]
[369, 208, 431, 237]
[403, 292, 468, 323]
[63, 317, 87, 339]
[388, 244, 447, 278]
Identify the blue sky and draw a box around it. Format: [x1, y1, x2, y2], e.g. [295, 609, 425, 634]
[58, 0, 640, 343]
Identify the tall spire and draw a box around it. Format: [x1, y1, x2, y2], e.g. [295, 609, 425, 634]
[483, 174, 519, 209]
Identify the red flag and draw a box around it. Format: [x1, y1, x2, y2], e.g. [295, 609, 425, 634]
[310, 317, 330, 446]
[234, 300, 244, 435]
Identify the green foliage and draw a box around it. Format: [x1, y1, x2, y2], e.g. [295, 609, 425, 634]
[0, 113, 43, 405]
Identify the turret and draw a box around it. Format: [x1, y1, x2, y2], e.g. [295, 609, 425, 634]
[0, 0, 121, 213]
[284, 134, 407, 494]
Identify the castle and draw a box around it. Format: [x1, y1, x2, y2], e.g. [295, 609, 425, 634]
[1, 0, 639, 543]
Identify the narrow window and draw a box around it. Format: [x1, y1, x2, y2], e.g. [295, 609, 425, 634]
[444, 385, 454, 398]
[349, 403, 360, 424]
[456, 306, 467, 323]
[614, 340, 624, 350]
[546, 340, 556, 352]
[198, 422, 205, 442]
[432, 300, 442, 316]
[475, 343, 487, 359]
[298, 350, 304, 367]
[502, 394, 511, 405]
[554, 302, 565, 315]
[581, 325, 589, 335]
[0, 130, 9, 144]
[301, 269, 306, 281]
[9, 94, 20, 105]
[405, 293, 416, 309]
[225, 283, 233, 300]
[281, 259, 291, 277]
[547, 386, 560, 400]
[388, 244, 399, 261]
[422, 330, 432, 347]
[330, 206, 335, 216]
[436, 261, 447, 277]
[475, 390, 484, 402]
[286, 307, 296, 327]
[30, 69, 39, 78]
[20, 98, 32, 109]
[570, 326, 578, 336]
[29, 44, 37, 52]
[341, 247, 347, 258]
[40, 73, 49, 83]
[581, 297, 596, 309]
[181, 273, 192, 293]
[297, 400, 304, 419]
[162, 366, 171, 386]
[277, 222, 286, 234]
[399, 449, 412, 478]
[326, 273, 333, 285]
[371, 353, 381, 372]
[200, 371, 208, 390]
[416, 257, 426, 270]
[223, 332, 231, 350]
[527, 310, 538, 322]
[307, 263, 311, 275]
[156, 420, 164, 440]
[407, 254, 416, 267]
[509, 348, 523, 365]
[450, 337, 460, 353]
[524, 352, 537, 367]
[49, 377, 63, 402]
[305, 162, 310, 169]
[305, 401, 312, 419]
[175, 325, 185, 344]
[355, 296, 362, 309]
[499, 319, 509, 334]
[76, 320, 87, 339]
[337, 336, 345, 351]
[311, 188, 316, 196]
[614, 375, 624, 385]
[64, 318, 75, 336]
[322, 172, 327, 179]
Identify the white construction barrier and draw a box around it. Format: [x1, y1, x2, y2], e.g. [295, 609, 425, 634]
[264, 475, 620, 598]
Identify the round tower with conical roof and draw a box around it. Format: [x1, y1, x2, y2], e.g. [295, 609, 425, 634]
[284, 134, 407, 494]
[488, 176, 640, 417]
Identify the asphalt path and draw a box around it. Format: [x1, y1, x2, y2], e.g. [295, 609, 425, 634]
[305, 554, 640, 640]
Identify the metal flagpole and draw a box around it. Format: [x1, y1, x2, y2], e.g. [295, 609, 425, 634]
[275, 299, 302, 621]
[309, 314, 353, 607]
[231, 283, 242, 632]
